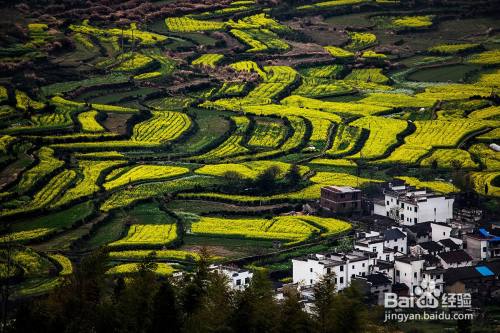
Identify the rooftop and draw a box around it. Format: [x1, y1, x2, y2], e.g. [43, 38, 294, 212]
[443, 263, 500, 284]
[376, 260, 394, 270]
[356, 236, 384, 246]
[438, 250, 473, 264]
[418, 241, 444, 253]
[384, 228, 406, 241]
[423, 268, 446, 275]
[396, 256, 424, 264]
[212, 265, 249, 274]
[365, 273, 392, 286]
[323, 185, 361, 193]
[438, 238, 460, 251]
[406, 222, 432, 237]
[422, 254, 441, 266]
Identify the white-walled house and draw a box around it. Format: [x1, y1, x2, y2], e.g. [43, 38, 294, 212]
[292, 254, 348, 290]
[405, 222, 432, 244]
[422, 268, 445, 293]
[355, 228, 407, 260]
[292, 251, 375, 291]
[431, 222, 452, 242]
[355, 236, 385, 260]
[373, 261, 395, 282]
[394, 256, 425, 292]
[373, 181, 454, 226]
[353, 273, 393, 305]
[383, 228, 408, 254]
[212, 265, 253, 291]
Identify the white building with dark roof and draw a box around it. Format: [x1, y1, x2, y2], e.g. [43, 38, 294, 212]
[211, 265, 253, 291]
[292, 251, 375, 291]
[439, 238, 461, 252]
[355, 228, 407, 260]
[405, 222, 432, 244]
[373, 180, 454, 226]
[394, 256, 425, 292]
[383, 228, 408, 254]
[412, 241, 445, 256]
[353, 273, 393, 305]
[437, 250, 473, 269]
[422, 268, 446, 293]
[431, 222, 452, 242]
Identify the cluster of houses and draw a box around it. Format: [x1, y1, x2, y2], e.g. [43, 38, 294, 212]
[213, 179, 500, 309]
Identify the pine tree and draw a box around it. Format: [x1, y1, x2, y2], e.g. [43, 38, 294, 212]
[149, 280, 181, 333]
[231, 270, 280, 333]
[181, 248, 211, 315]
[113, 253, 160, 333]
[185, 271, 234, 333]
[279, 290, 313, 333]
[329, 282, 368, 333]
[312, 273, 336, 333]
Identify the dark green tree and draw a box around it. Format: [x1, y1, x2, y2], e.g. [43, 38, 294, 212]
[231, 270, 280, 333]
[181, 248, 211, 315]
[285, 164, 302, 186]
[279, 289, 313, 333]
[312, 273, 336, 333]
[255, 166, 281, 193]
[114, 255, 159, 333]
[11, 249, 111, 333]
[456, 319, 472, 333]
[185, 271, 234, 333]
[149, 280, 181, 333]
[329, 282, 368, 333]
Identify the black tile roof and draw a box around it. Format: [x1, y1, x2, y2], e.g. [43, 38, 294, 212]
[422, 254, 440, 266]
[486, 261, 500, 274]
[376, 260, 394, 270]
[366, 273, 392, 286]
[438, 238, 460, 250]
[392, 282, 409, 292]
[390, 179, 406, 186]
[406, 222, 431, 237]
[444, 262, 500, 285]
[384, 228, 406, 241]
[444, 266, 482, 284]
[438, 250, 472, 264]
[419, 241, 444, 253]
[396, 256, 423, 264]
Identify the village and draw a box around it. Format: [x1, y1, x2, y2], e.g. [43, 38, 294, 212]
[212, 179, 500, 312]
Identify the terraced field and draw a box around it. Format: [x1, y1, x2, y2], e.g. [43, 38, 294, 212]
[0, 0, 499, 297]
